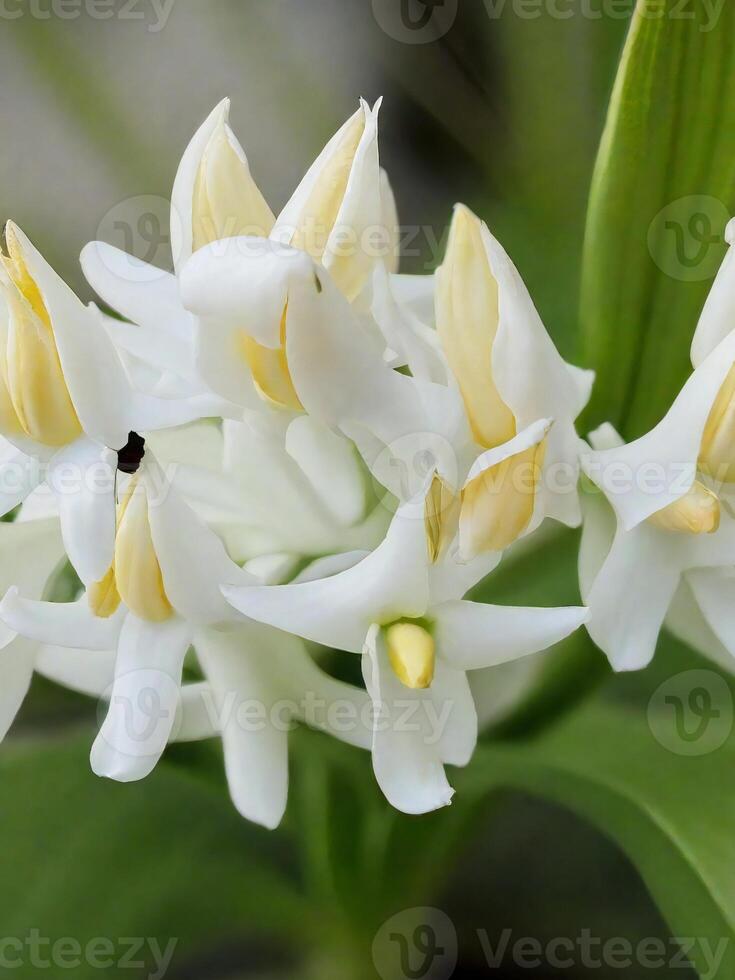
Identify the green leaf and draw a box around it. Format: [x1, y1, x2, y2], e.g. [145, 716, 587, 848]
[0, 733, 310, 979]
[460, 700, 735, 979]
[580, 0, 735, 438]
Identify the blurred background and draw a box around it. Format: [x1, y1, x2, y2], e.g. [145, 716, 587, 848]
[0, 2, 700, 978]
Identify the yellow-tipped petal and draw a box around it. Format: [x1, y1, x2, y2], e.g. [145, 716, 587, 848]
[699, 364, 735, 483]
[2, 222, 49, 325]
[425, 473, 460, 563]
[88, 565, 122, 619]
[237, 304, 302, 411]
[436, 205, 516, 449]
[460, 438, 546, 559]
[385, 621, 435, 690]
[648, 481, 720, 535]
[290, 109, 366, 263]
[192, 115, 275, 252]
[114, 477, 173, 623]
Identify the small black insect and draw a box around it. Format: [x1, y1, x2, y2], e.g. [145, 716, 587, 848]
[117, 431, 146, 474]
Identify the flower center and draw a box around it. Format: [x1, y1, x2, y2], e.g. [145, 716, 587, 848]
[385, 621, 435, 690]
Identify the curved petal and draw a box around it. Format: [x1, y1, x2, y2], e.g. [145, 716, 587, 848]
[585, 523, 681, 671]
[143, 455, 251, 624]
[433, 600, 587, 672]
[666, 578, 735, 673]
[687, 567, 735, 659]
[0, 589, 124, 651]
[81, 241, 195, 342]
[91, 614, 192, 782]
[581, 330, 735, 530]
[0, 516, 64, 648]
[361, 625, 454, 815]
[691, 220, 735, 367]
[195, 625, 290, 829]
[48, 437, 116, 585]
[285, 415, 366, 528]
[11, 225, 130, 449]
[171, 98, 274, 272]
[0, 637, 35, 740]
[174, 681, 219, 741]
[380, 168, 400, 275]
[0, 439, 42, 518]
[222, 499, 431, 653]
[578, 486, 617, 603]
[35, 644, 116, 697]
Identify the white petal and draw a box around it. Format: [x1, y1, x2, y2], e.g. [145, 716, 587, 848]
[428, 551, 502, 607]
[578, 486, 617, 602]
[478, 220, 588, 527]
[0, 589, 124, 650]
[223, 499, 431, 653]
[196, 625, 289, 829]
[686, 567, 735, 658]
[0, 637, 35, 740]
[433, 600, 587, 671]
[380, 168, 400, 275]
[80, 241, 195, 342]
[48, 437, 116, 584]
[143, 455, 251, 624]
[285, 415, 366, 528]
[193, 317, 261, 408]
[91, 614, 192, 781]
[11, 225, 130, 449]
[174, 681, 219, 741]
[666, 578, 735, 672]
[362, 625, 454, 815]
[581, 330, 735, 530]
[36, 644, 116, 697]
[585, 523, 681, 671]
[691, 220, 735, 367]
[0, 439, 43, 518]
[390, 272, 436, 326]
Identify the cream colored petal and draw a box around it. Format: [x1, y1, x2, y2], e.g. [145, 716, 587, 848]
[435, 205, 515, 449]
[459, 421, 550, 560]
[699, 363, 735, 483]
[424, 472, 460, 563]
[114, 476, 173, 623]
[648, 481, 720, 535]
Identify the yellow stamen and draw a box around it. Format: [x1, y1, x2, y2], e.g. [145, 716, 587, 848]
[699, 365, 735, 483]
[648, 481, 720, 535]
[436, 205, 516, 450]
[424, 473, 460, 563]
[385, 622, 435, 690]
[459, 438, 546, 559]
[191, 114, 274, 252]
[0, 224, 81, 447]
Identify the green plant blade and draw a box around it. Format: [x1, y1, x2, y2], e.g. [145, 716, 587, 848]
[461, 700, 735, 979]
[580, 0, 735, 438]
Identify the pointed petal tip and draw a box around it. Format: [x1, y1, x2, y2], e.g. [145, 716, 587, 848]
[726, 216, 735, 247]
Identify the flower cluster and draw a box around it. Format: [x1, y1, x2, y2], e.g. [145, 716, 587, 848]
[4, 97, 733, 829]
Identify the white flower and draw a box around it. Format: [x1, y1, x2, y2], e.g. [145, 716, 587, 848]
[0, 223, 224, 586]
[222, 484, 587, 815]
[0, 448, 371, 828]
[580, 328, 735, 671]
[81, 98, 391, 412]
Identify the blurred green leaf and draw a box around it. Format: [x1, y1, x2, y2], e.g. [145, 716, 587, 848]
[580, 0, 735, 438]
[0, 734, 309, 979]
[461, 701, 735, 979]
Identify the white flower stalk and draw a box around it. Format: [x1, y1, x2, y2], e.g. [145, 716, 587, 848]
[222, 485, 587, 815]
[0, 223, 226, 586]
[0, 449, 370, 828]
